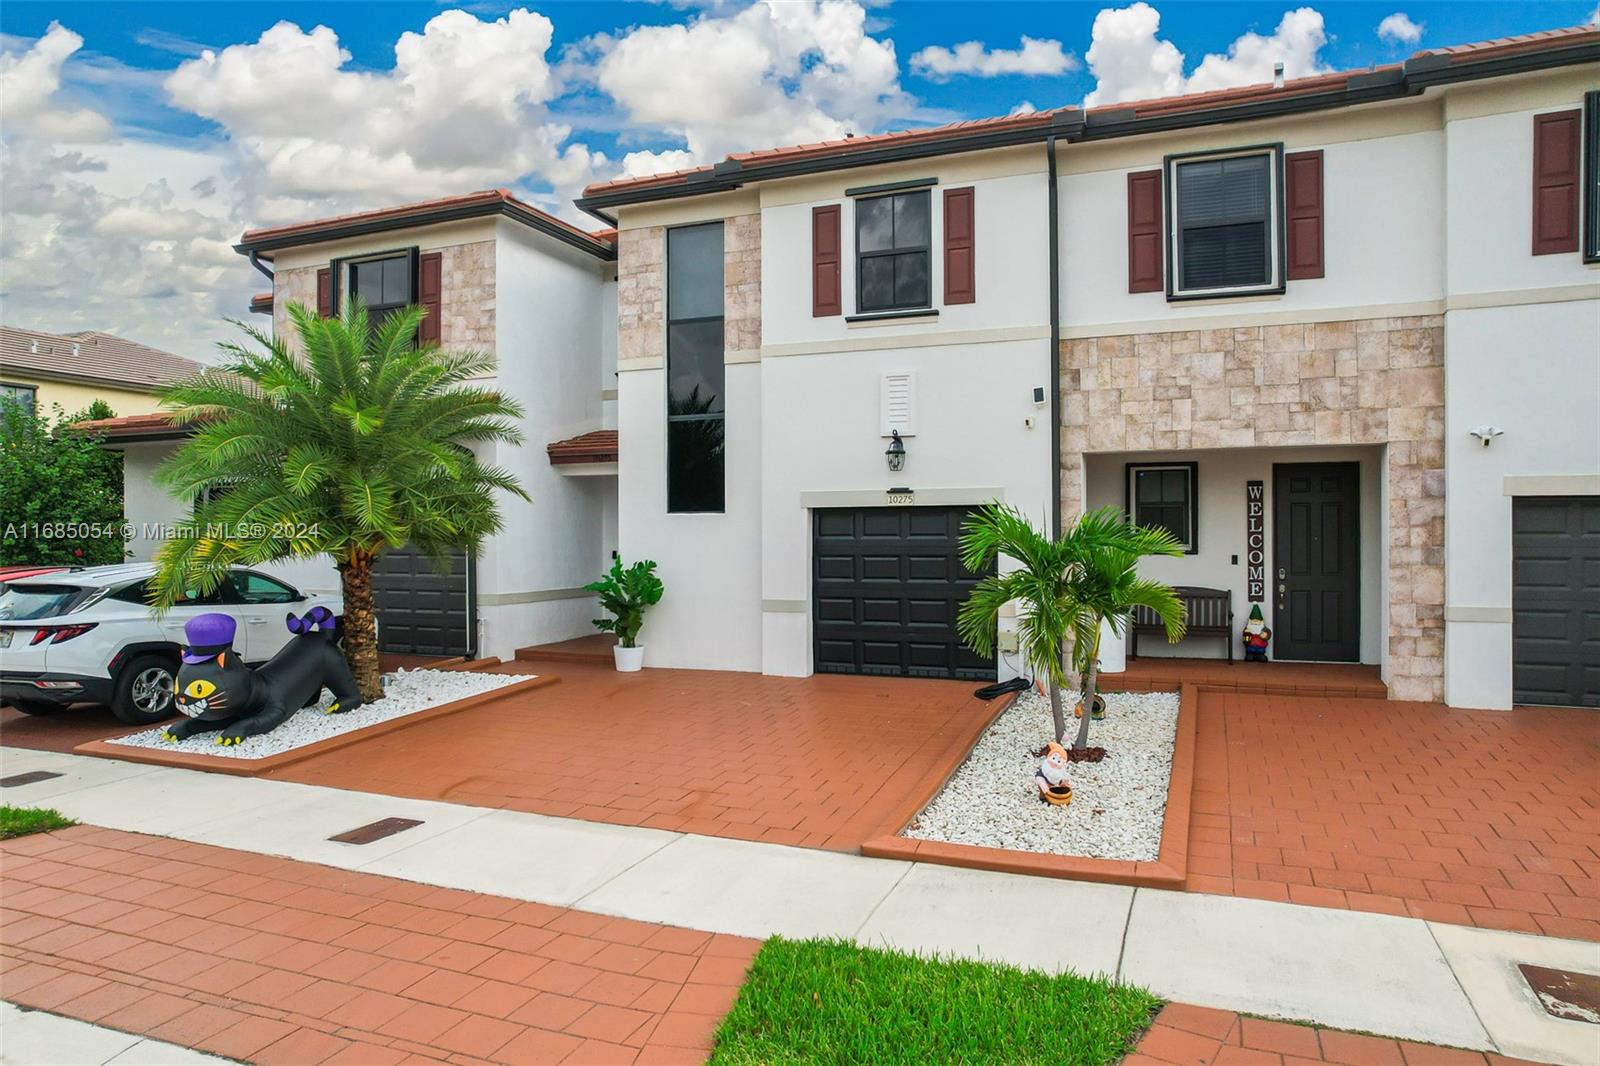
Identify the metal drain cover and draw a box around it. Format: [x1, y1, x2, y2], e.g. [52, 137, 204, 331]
[1518, 964, 1600, 1024]
[0, 771, 63, 788]
[328, 817, 424, 844]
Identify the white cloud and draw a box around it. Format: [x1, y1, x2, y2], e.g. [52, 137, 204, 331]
[910, 36, 1077, 80]
[1376, 13, 1424, 46]
[165, 10, 602, 222]
[1588, 3, 1598, 25]
[1009, 101, 1037, 116]
[591, 0, 912, 171]
[0, 23, 113, 141]
[1085, 3, 1332, 106]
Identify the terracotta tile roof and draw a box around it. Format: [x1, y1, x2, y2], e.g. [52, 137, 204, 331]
[69, 412, 200, 440]
[239, 189, 616, 256]
[0, 326, 204, 392]
[580, 23, 1598, 200]
[547, 429, 618, 465]
[248, 292, 273, 315]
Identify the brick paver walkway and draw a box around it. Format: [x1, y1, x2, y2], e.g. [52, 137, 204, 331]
[1186, 691, 1600, 941]
[269, 661, 997, 851]
[1130, 1003, 1545, 1066]
[1, 825, 756, 1064]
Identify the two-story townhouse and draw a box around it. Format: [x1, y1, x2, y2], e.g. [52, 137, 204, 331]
[577, 26, 1599, 708]
[90, 190, 621, 662]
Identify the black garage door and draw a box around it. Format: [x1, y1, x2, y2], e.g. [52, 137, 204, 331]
[372, 547, 474, 657]
[1512, 496, 1599, 707]
[813, 506, 994, 680]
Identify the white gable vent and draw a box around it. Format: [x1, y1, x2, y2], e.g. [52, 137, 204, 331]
[880, 371, 916, 437]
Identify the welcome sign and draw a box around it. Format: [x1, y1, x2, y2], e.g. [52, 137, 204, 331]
[1246, 480, 1265, 602]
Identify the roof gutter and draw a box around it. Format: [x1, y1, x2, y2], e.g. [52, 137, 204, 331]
[575, 40, 1600, 215]
[235, 198, 617, 262]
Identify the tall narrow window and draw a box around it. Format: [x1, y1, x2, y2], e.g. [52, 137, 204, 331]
[666, 223, 725, 513]
[1584, 91, 1600, 264]
[856, 190, 931, 313]
[347, 251, 416, 329]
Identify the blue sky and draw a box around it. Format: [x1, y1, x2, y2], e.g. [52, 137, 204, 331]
[1, 1, 1594, 357]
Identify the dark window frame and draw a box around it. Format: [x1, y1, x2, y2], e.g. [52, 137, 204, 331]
[665, 221, 726, 515]
[342, 246, 420, 325]
[1124, 461, 1200, 554]
[0, 382, 38, 414]
[1164, 143, 1286, 302]
[1584, 90, 1600, 264]
[854, 189, 933, 314]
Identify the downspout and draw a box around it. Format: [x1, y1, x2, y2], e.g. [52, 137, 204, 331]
[247, 250, 274, 282]
[1046, 135, 1061, 538]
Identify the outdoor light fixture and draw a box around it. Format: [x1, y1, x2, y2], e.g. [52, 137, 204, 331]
[885, 430, 906, 472]
[1469, 425, 1505, 447]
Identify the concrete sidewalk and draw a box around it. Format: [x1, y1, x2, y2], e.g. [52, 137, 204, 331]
[0, 1002, 229, 1065]
[3, 748, 1595, 1066]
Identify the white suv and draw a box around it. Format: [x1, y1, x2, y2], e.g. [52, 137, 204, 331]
[0, 563, 342, 725]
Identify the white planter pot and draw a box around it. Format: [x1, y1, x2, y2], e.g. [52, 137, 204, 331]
[613, 645, 644, 672]
[1097, 617, 1127, 674]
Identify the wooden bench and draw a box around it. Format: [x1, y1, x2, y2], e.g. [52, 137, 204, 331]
[1130, 586, 1234, 663]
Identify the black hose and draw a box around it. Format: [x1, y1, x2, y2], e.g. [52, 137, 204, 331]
[973, 677, 1031, 701]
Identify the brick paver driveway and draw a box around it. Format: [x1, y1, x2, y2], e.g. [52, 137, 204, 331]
[270, 661, 998, 852]
[1187, 690, 1600, 941]
[2, 825, 756, 1064]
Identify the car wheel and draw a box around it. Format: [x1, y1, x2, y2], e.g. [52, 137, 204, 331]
[112, 654, 178, 725]
[11, 700, 62, 716]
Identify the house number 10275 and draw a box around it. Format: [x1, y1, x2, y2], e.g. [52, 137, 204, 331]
[886, 492, 915, 506]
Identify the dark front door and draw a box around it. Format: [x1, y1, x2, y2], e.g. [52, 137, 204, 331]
[1273, 463, 1360, 662]
[812, 506, 994, 680]
[1512, 496, 1600, 707]
[371, 547, 474, 657]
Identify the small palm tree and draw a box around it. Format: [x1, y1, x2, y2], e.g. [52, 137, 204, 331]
[150, 302, 528, 702]
[957, 504, 1187, 749]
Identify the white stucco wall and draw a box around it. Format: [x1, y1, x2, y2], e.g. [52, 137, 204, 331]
[1059, 124, 1446, 332]
[1084, 446, 1386, 667]
[1439, 75, 1600, 709]
[473, 220, 613, 659]
[118, 441, 340, 596]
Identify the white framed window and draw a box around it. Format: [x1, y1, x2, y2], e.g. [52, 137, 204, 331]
[1165, 144, 1284, 300]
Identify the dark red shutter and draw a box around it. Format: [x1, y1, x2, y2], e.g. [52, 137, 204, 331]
[1127, 170, 1163, 293]
[812, 205, 841, 317]
[1285, 150, 1325, 280]
[417, 251, 443, 345]
[1532, 110, 1581, 256]
[316, 267, 333, 317]
[943, 186, 976, 304]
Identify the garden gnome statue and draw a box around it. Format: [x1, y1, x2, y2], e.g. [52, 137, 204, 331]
[1033, 742, 1074, 806]
[1242, 604, 1272, 662]
[161, 608, 362, 747]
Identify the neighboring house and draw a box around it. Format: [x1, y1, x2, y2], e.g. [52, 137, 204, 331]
[575, 26, 1599, 709]
[92, 191, 621, 661]
[0, 326, 204, 419]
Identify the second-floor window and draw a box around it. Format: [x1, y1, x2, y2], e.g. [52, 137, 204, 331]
[1167, 147, 1282, 299]
[666, 222, 725, 514]
[1, 382, 37, 414]
[348, 253, 415, 328]
[856, 190, 931, 313]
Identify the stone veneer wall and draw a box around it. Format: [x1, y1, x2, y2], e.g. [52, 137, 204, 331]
[617, 227, 665, 368]
[1061, 316, 1445, 701]
[271, 240, 496, 353]
[724, 214, 761, 357]
[617, 217, 760, 366]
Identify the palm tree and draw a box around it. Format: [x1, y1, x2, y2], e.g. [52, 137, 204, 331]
[149, 301, 528, 702]
[957, 504, 1187, 750]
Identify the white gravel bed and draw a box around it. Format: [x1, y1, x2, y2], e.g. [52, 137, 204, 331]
[904, 688, 1179, 861]
[108, 668, 532, 761]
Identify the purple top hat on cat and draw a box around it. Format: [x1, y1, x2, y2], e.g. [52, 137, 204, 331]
[182, 612, 237, 664]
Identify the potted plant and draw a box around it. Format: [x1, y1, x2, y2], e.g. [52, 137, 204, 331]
[585, 557, 663, 672]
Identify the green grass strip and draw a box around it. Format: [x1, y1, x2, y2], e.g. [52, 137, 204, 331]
[0, 805, 77, 840]
[710, 937, 1161, 1066]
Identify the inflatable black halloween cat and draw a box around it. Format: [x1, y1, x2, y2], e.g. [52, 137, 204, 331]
[161, 607, 363, 746]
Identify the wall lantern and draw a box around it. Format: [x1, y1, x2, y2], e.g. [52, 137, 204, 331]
[885, 430, 907, 473]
